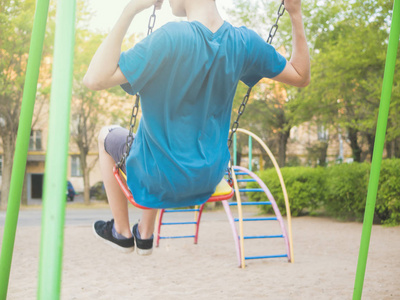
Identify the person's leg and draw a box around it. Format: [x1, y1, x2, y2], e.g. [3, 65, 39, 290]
[138, 209, 158, 239]
[98, 126, 132, 238]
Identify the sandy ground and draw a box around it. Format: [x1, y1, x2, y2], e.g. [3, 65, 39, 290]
[1, 207, 399, 300]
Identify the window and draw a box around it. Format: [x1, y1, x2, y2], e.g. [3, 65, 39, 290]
[29, 130, 42, 151]
[71, 155, 82, 177]
[317, 125, 329, 141]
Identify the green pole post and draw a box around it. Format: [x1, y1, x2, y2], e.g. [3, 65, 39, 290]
[0, 0, 50, 298]
[37, 0, 76, 298]
[353, 1, 400, 299]
[233, 132, 237, 166]
[248, 136, 252, 172]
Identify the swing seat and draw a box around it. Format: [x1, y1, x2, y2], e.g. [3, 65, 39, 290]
[113, 166, 234, 209]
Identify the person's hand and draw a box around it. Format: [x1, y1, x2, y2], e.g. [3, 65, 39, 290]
[126, 0, 164, 15]
[283, 0, 302, 15]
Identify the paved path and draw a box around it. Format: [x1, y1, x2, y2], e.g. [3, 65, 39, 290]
[0, 204, 230, 227]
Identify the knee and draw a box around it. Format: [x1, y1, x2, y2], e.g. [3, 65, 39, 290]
[98, 126, 110, 150]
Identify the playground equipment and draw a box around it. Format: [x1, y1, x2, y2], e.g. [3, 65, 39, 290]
[156, 129, 293, 267]
[0, 0, 398, 299]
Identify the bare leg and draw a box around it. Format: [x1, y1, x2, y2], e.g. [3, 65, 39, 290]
[138, 209, 158, 239]
[98, 126, 132, 238]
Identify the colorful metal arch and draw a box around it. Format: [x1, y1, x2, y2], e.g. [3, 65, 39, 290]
[233, 128, 294, 263]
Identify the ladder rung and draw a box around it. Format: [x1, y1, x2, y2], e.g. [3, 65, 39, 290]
[225, 172, 248, 176]
[163, 209, 200, 213]
[245, 254, 288, 260]
[244, 235, 284, 239]
[235, 189, 264, 192]
[229, 202, 271, 206]
[234, 217, 277, 222]
[159, 235, 195, 239]
[161, 222, 197, 225]
[236, 179, 257, 182]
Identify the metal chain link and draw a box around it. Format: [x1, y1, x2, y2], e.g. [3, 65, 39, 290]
[227, 0, 285, 185]
[267, 1, 286, 44]
[117, 6, 157, 169]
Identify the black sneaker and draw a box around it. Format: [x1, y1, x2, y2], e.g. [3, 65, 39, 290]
[93, 219, 135, 253]
[132, 223, 153, 256]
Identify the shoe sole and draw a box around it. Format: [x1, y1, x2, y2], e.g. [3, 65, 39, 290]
[136, 248, 153, 256]
[92, 223, 135, 254]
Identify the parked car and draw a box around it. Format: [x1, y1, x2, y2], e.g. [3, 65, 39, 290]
[66, 181, 76, 202]
[90, 181, 107, 201]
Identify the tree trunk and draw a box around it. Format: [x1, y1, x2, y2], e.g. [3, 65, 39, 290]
[385, 140, 396, 158]
[278, 129, 290, 168]
[365, 133, 375, 162]
[395, 137, 400, 158]
[80, 152, 90, 205]
[21, 171, 28, 205]
[318, 141, 329, 167]
[0, 134, 15, 209]
[83, 169, 90, 205]
[347, 127, 362, 162]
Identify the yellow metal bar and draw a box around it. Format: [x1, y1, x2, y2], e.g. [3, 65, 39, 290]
[236, 128, 294, 263]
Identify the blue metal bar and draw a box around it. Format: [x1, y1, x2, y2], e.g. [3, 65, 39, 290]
[225, 172, 249, 176]
[163, 209, 200, 213]
[245, 254, 288, 260]
[237, 179, 256, 182]
[161, 222, 197, 225]
[234, 217, 277, 222]
[235, 189, 264, 192]
[244, 235, 284, 239]
[229, 201, 271, 206]
[159, 235, 196, 239]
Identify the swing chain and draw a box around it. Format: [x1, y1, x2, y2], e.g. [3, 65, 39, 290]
[117, 6, 157, 170]
[267, 1, 285, 44]
[147, 6, 157, 36]
[226, 0, 285, 185]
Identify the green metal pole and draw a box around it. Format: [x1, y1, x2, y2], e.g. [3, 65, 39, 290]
[0, 0, 50, 298]
[37, 0, 76, 298]
[248, 136, 252, 172]
[353, 1, 400, 299]
[233, 132, 237, 166]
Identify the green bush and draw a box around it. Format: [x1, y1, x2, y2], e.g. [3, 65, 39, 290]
[248, 166, 326, 216]
[324, 163, 370, 221]
[245, 159, 400, 225]
[376, 159, 400, 226]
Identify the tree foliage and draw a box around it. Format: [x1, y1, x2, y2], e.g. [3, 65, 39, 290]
[230, 0, 399, 165]
[0, 0, 55, 207]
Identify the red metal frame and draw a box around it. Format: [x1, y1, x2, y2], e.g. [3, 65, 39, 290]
[156, 209, 165, 247]
[113, 165, 234, 209]
[113, 166, 150, 210]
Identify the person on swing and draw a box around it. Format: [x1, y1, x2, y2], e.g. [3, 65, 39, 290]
[84, 0, 310, 254]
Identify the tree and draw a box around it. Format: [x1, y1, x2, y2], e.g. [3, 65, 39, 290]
[230, 0, 398, 165]
[297, 0, 394, 162]
[0, 0, 55, 208]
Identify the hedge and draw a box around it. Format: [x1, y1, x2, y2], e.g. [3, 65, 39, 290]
[247, 166, 326, 217]
[246, 159, 400, 225]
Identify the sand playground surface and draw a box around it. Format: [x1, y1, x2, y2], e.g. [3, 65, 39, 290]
[1, 206, 399, 299]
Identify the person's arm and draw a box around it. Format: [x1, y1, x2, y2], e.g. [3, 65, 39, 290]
[272, 0, 310, 87]
[83, 0, 163, 91]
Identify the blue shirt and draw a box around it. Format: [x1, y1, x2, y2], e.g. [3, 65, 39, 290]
[118, 21, 286, 208]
